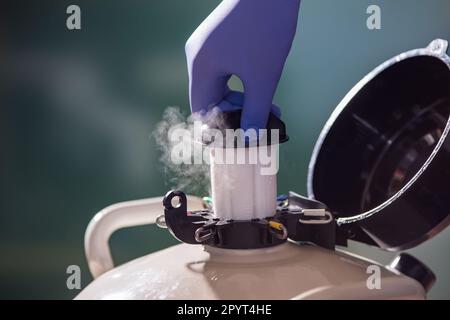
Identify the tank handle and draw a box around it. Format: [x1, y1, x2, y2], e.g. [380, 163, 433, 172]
[84, 195, 204, 278]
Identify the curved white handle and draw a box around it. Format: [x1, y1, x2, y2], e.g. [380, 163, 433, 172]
[85, 195, 204, 278]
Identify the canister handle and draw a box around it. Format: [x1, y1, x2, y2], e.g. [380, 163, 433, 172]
[84, 195, 204, 278]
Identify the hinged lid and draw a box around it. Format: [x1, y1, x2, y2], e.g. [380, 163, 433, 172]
[308, 39, 450, 251]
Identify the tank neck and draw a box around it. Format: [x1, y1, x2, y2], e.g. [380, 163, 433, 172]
[203, 242, 296, 264]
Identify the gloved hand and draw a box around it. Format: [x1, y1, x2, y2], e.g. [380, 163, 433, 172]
[186, 0, 301, 131]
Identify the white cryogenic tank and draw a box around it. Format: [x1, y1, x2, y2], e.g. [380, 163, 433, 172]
[76, 40, 449, 300]
[76, 195, 426, 300]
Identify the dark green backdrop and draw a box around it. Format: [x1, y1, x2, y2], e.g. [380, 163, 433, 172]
[1, 0, 449, 299]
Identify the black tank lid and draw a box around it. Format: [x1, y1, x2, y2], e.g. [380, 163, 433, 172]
[308, 39, 450, 251]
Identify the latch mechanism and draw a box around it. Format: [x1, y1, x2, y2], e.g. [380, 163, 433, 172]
[158, 190, 336, 250]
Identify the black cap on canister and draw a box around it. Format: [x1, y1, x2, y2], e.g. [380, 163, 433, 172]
[199, 110, 289, 148]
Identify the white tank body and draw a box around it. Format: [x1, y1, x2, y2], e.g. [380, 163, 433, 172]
[76, 242, 425, 300]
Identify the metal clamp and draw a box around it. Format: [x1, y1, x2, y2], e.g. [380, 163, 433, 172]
[194, 224, 216, 243]
[156, 214, 167, 228]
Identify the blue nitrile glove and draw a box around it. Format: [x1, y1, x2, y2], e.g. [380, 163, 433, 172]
[186, 0, 301, 131]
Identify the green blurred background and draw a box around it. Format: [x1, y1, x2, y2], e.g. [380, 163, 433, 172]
[1, 0, 449, 299]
